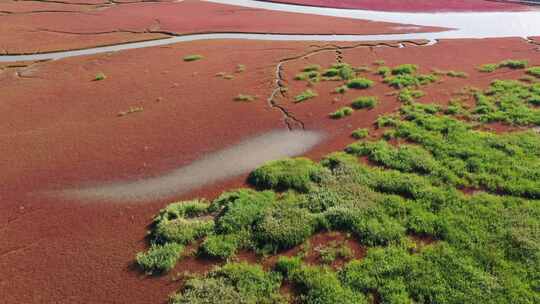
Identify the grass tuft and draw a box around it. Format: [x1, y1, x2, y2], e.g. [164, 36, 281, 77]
[329, 107, 354, 119]
[136, 243, 184, 274]
[346, 78, 374, 89]
[351, 128, 369, 139]
[94, 72, 106, 81]
[183, 54, 204, 62]
[352, 96, 378, 109]
[294, 89, 318, 103]
[526, 66, 540, 78]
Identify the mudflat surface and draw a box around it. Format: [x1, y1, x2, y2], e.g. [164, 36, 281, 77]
[0, 0, 443, 54]
[1, 37, 539, 304]
[257, 0, 532, 12]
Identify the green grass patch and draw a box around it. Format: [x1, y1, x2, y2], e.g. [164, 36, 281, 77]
[136, 243, 184, 274]
[472, 79, 540, 125]
[527, 66, 540, 78]
[94, 72, 106, 81]
[351, 96, 378, 109]
[351, 128, 369, 139]
[392, 64, 418, 75]
[248, 158, 328, 192]
[335, 85, 348, 94]
[479, 59, 528, 72]
[200, 234, 239, 259]
[479, 63, 498, 73]
[329, 107, 354, 119]
[377, 66, 391, 77]
[183, 54, 204, 62]
[294, 89, 318, 103]
[170, 262, 284, 304]
[384, 74, 437, 89]
[346, 78, 374, 89]
[499, 59, 528, 69]
[397, 88, 425, 103]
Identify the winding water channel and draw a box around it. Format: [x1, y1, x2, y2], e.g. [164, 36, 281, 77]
[1, 0, 540, 62]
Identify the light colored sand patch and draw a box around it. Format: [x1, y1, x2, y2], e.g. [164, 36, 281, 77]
[55, 130, 323, 202]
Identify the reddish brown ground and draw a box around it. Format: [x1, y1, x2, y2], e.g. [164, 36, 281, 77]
[1, 37, 540, 303]
[0, 0, 443, 54]
[258, 0, 533, 12]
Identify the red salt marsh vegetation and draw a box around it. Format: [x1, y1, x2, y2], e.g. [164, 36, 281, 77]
[1, 35, 540, 303]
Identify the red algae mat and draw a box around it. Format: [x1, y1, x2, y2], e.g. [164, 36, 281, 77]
[1, 37, 540, 303]
[0, 0, 443, 54]
[257, 0, 532, 12]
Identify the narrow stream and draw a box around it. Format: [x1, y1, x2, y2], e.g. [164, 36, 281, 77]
[1, 0, 540, 62]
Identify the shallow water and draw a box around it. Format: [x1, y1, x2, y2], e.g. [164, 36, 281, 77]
[56, 130, 323, 202]
[212, 0, 540, 39]
[1, 0, 540, 62]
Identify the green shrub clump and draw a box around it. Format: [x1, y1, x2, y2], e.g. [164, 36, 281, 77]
[499, 59, 528, 69]
[384, 74, 437, 89]
[294, 89, 318, 103]
[472, 79, 540, 125]
[377, 66, 391, 77]
[351, 96, 378, 109]
[329, 106, 354, 119]
[322, 68, 339, 77]
[171, 262, 285, 304]
[151, 200, 213, 245]
[248, 158, 327, 192]
[94, 72, 106, 81]
[346, 78, 374, 89]
[295, 70, 320, 82]
[254, 206, 316, 252]
[351, 128, 369, 139]
[213, 189, 275, 233]
[275, 257, 365, 304]
[392, 64, 418, 75]
[183, 54, 204, 62]
[527, 66, 540, 78]
[479, 59, 528, 72]
[335, 85, 348, 94]
[200, 234, 239, 259]
[479, 63, 498, 73]
[136, 243, 184, 274]
[397, 88, 425, 103]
